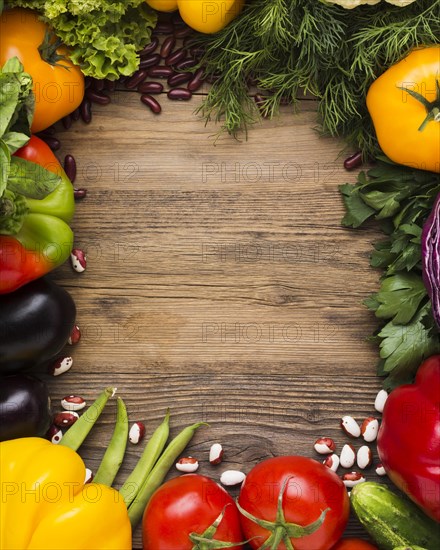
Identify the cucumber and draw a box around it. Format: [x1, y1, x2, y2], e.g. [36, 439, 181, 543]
[350, 482, 440, 550]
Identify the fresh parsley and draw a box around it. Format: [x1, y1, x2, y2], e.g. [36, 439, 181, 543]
[340, 158, 440, 388]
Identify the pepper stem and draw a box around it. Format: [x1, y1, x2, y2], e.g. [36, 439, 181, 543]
[236, 476, 329, 550]
[398, 79, 440, 132]
[38, 30, 71, 70]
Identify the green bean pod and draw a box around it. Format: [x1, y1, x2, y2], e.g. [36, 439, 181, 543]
[93, 397, 128, 486]
[127, 421, 207, 527]
[119, 409, 170, 508]
[59, 387, 116, 451]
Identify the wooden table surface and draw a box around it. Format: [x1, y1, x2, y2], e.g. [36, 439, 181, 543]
[47, 87, 384, 547]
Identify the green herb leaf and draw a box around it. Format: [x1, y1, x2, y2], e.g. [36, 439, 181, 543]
[0, 74, 20, 137]
[378, 304, 440, 390]
[2, 131, 30, 153]
[0, 57, 34, 143]
[366, 273, 427, 325]
[340, 157, 440, 388]
[0, 139, 11, 197]
[8, 157, 61, 199]
[2, 57, 24, 74]
[339, 181, 375, 228]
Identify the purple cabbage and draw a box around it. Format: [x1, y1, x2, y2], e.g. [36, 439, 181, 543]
[422, 192, 440, 329]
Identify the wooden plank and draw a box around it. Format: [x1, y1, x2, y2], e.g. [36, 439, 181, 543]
[45, 92, 385, 546]
[47, 373, 383, 546]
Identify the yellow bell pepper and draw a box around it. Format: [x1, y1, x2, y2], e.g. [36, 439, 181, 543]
[0, 438, 131, 550]
[146, 0, 244, 33]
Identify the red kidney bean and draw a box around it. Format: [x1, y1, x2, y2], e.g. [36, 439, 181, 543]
[160, 36, 176, 59]
[80, 98, 92, 124]
[64, 154, 77, 183]
[148, 66, 174, 79]
[174, 25, 193, 39]
[125, 69, 149, 89]
[187, 68, 205, 92]
[37, 125, 56, 137]
[137, 81, 164, 94]
[74, 188, 87, 200]
[71, 107, 80, 121]
[165, 48, 186, 67]
[167, 88, 192, 101]
[174, 58, 197, 71]
[153, 22, 174, 35]
[139, 37, 159, 57]
[140, 94, 161, 114]
[62, 115, 72, 130]
[344, 151, 363, 171]
[139, 54, 161, 70]
[167, 73, 192, 87]
[85, 89, 111, 105]
[104, 79, 116, 91]
[41, 136, 61, 151]
[91, 78, 105, 92]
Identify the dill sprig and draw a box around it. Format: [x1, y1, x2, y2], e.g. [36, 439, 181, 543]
[193, 0, 440, 156]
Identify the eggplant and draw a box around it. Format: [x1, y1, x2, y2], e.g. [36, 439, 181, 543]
[0, 277, 76, 374]
[0, 374, 52, 441]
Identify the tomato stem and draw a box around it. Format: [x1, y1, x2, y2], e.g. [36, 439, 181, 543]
[188, 506, 251, 549]
[399, 79, 440, 132]
[236, 476, 329, 549]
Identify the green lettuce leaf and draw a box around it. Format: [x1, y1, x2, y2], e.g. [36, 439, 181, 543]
[14, 1, 157, 80]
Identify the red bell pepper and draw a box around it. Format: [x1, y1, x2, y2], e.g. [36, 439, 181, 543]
[0, 137, 75, 294]
[377, 355, 440, 522]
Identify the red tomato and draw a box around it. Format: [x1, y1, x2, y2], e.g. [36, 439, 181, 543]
[331, 539, 378, 550]
[142, 474, 244, 550]
[238, 456, 350, 550]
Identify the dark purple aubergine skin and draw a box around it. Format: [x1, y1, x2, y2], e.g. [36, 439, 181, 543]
[0, 278, 76, 374]
[0, 375, 52, 441]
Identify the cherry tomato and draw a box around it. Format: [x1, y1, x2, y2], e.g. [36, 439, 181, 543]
[238, 456, 350, 550]
[331, 538, 378, 550]
[142, 474, 244, 549]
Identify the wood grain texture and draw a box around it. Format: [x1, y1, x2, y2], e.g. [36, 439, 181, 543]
[45, 92, 385, 546]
